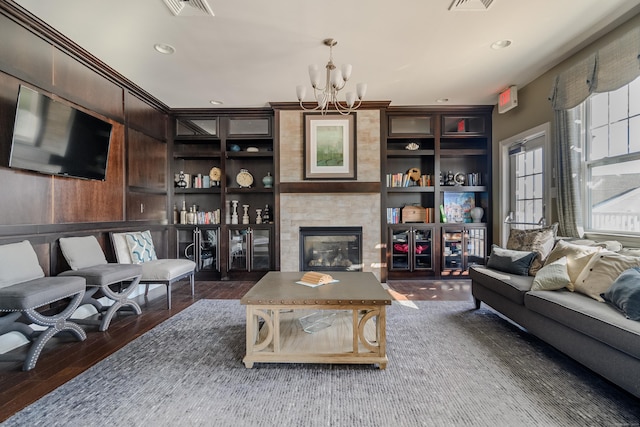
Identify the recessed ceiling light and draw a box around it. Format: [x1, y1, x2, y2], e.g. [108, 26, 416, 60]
[436, 98, 449, 103]
[491, 40, 512, 50]
[210, 100, 223, 105]
[154, 43, 176, 55]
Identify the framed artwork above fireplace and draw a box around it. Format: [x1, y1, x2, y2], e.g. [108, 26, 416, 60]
[303, 113, 356, 180]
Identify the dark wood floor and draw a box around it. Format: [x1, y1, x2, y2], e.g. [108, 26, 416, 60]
[0, 278, 472, 422]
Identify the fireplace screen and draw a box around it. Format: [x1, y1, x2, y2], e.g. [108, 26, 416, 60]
[299, 227, 362, 271]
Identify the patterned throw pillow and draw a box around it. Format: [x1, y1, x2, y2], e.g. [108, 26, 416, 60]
[124, 230, 158, 264]
[506, 223, 558, 276]
[543, 239, 601, 291]
[574, 251, 640, 301]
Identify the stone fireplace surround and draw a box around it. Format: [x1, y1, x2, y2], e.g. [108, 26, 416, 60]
[278, 110, 382, 280]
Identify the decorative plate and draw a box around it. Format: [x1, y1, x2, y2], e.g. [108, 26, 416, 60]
[209, 167, 221, 181]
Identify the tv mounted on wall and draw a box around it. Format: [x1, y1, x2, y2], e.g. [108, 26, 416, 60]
[8, 85, 113, 181]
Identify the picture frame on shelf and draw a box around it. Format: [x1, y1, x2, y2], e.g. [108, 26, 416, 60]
[303, 113, 356, 180]
[443, 192, 476, 223]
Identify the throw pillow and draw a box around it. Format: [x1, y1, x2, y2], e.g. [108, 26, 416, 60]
[506, 223, 558, 275]
[0, 240, 45, 289]
[602, 267, 640, 321]
[486, 245, 537, 276]
[543, 239, 601, 291]
[125, 230, 158, 264]
[531, 256, 571, 291]
[574, 251, 640, 302]
[59, 236, 108, 270]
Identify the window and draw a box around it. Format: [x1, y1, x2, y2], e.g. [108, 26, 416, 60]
[578, 76, 640, 234]
[499, 123, 550, 244]
[509, 135, 545, 229]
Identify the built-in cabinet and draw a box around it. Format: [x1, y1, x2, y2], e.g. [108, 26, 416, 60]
[171, 111, 276, 280]
[441, 225, 486, 276]
[382, 106, 492, 281]
[388, 225, 434, 272]
[176, 225, 220, 278]
[228, 225, 273, 272]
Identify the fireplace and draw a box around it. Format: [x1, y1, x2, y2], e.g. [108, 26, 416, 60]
[299, 227, 363, 271]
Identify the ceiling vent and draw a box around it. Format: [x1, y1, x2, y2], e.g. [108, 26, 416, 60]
[449, 0, 494, 11]
[163, 0, 214, 17]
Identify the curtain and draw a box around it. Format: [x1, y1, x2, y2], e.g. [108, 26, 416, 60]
[549, 26, 640, 237]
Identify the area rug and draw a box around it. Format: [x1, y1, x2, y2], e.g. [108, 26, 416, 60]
[3, 300, 639, 426]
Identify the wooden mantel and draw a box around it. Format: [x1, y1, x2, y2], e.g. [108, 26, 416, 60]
[279, 182, 380, 194]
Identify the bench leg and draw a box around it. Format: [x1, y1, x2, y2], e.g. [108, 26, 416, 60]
[22, 291, 87, 371]
[97, 275, 142, 331]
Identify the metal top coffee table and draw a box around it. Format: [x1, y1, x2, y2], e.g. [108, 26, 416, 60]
[240, 271, 392, 369]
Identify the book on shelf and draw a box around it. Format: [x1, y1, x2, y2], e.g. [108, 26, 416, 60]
[386, 173, 433, 188]
[387, 207, 401, 224]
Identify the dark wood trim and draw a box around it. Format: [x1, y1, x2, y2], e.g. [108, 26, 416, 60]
[0, 2, 169, 113]
[386, 105, 494, 114]
[171, 108, 275, 117]
[279, 182, 380, 194]
[0, 221, 167, 240]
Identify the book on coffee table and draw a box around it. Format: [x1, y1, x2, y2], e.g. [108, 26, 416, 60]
[295, 271, 339, 287]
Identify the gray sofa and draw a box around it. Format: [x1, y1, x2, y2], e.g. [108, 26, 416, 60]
[470, 265, 640, 399]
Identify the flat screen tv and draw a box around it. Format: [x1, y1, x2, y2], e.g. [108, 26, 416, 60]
[9, 85, 113, 181]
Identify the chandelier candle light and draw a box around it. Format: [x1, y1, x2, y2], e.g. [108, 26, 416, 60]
[296, 38, 367, 115]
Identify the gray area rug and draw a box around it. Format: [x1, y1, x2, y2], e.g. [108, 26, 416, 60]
[3, 300, 640, 427]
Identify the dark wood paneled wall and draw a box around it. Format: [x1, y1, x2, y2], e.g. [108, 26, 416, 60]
[0, 8, 170, 275]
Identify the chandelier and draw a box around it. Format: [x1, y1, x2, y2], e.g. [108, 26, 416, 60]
[296, 38, 367, 115]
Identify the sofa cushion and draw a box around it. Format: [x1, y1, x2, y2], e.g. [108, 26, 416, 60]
[469, 266, 534, 305]
[0, 240, 45, 289]
[59, 264, 142, 287]
[506, 224, 558, 275]
[531, 257, 571, 291]
[0, 276, 85, 311]
[602, 267, 640, 321]
[574, 251, 640, 301]
[487, 245, 537, 276]
[525, 290, 640, 359]
[59, 236, 108, 270]
[140, 259, 195, 281]
[543, 239, 601, 291]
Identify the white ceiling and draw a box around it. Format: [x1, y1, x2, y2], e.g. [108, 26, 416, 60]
[12, 0, 640, 109]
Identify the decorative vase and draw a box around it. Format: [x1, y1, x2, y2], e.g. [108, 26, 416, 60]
[470, 207, 484, 223]
[262, 172, 273, 188]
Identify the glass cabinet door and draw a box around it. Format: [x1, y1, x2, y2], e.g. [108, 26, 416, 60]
[177, 226, 197, 264]
[228, 226, 271, 272]
[228, 228, 248, 271]
[442, 229, 463, 272]
[465, 227, 486, 267]
[250, 228, 271, 271]
[177, 226, 219, 273]
[390, 227, 411, 271]
[413, 228, 433, 270]
[198, 227, 219, 272]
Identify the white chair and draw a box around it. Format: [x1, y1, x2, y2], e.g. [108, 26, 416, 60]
[58, 236, 143, 331]
[110, 231, 196, 309]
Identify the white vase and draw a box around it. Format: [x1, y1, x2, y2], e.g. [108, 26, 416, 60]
[470, 207, 484, 223]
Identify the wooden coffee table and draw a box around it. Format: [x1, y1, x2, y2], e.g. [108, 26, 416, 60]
[240, 271, 392, 369]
